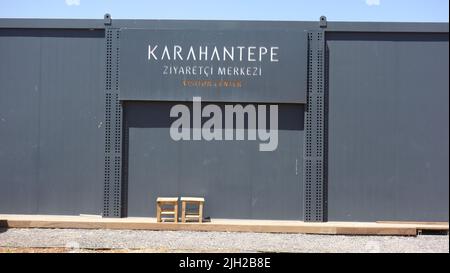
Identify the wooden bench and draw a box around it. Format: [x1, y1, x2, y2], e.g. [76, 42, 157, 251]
[180, 197, 205, 223]
[156, 197, 178, 223]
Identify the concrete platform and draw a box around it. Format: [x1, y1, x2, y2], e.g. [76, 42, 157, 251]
[0, 214, 448, 236]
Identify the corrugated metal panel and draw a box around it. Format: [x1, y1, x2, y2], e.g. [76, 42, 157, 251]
[327, 32, 449, 221]
[0, 34, 41, 214]
[0, 29, 105, 215]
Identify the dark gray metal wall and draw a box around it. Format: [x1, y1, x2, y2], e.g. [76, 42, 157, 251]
[0, 18, 448, 222]
[327, 32, 449, 221]
[123, 102, 304, 220]
[0, 29, 105, 215]
[103, 27, 123, 217]
[119, 28, 308, 103]
[303, 30, 327, 222]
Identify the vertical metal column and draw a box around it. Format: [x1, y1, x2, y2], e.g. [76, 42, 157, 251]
[103, 16, 123, 217]
[304, 30, 327, 222]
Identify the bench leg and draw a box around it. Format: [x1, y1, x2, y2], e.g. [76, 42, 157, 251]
[156, 203, 161, 223]
[181, 201, 186, 223]
[199, 202, 204, 223]
[174, 202, 179, 223]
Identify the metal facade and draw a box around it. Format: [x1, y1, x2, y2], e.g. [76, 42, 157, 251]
[0, 28, 105, 215]
[0, 17, 448, 221]
[326, 32, 449, 221]
[304, 30, 327, 222]
[103, 27, 123, 218]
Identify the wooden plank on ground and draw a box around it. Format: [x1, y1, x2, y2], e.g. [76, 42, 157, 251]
[1, 214, 448, 236]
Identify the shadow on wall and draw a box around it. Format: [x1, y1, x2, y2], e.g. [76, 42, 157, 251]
[123, 101, 305, 131]
[0, 220, 8, 233]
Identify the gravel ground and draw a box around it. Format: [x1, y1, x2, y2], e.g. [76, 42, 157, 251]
[0, 228, 448, 253]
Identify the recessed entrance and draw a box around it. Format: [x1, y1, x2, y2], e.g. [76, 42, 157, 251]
[122, 101, 305, 220]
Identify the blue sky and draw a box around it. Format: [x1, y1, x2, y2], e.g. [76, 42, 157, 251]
[0, 0, 448, 22]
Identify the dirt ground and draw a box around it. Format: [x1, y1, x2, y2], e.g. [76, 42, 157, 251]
[0, 228, 448, 253]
